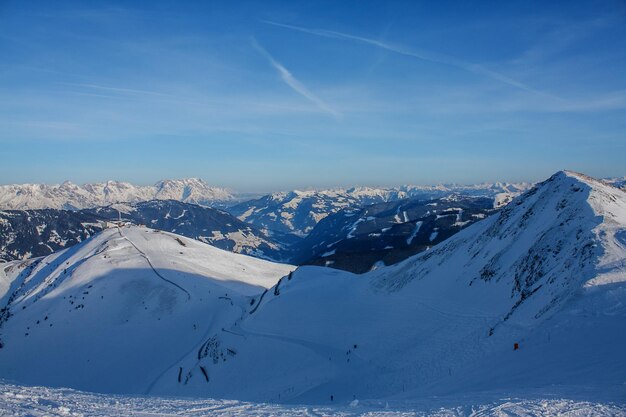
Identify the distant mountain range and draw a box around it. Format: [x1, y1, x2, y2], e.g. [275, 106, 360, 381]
[0, 179, 238, 210]
[0, 179, 532, 238]
[0, 200, 297, 263]
[294, 194, 495, 273]
[227, 183, 531, 236]
[0, 179, 537, 271]
[3, 176, 622, 273]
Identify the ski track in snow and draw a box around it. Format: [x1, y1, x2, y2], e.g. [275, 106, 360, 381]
[117, 227, 191, 300]
[0, 382, 623, 417]
[238, 321, 369, 369]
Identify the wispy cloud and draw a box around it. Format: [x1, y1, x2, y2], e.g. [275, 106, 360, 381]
[60, 82, 175, 98]
[251, 37, 340, 118]
[263, 20, 560, 100]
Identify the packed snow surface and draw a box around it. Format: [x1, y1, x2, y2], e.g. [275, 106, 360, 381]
[0, 381, 623, 417]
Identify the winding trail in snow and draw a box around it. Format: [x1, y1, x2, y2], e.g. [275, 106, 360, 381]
[239, 323, 365, 364]
[117, 227, 191, 300]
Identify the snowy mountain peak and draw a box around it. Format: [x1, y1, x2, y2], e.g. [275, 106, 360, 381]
[373, 168, 626, 322]
[0, 179, 237, 210]
[0, 225, 294, 393]
[210, 171, 626, 401]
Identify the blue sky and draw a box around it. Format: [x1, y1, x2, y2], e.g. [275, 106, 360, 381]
[1, 0, 625, 191]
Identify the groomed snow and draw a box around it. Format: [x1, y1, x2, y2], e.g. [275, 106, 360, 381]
[0, 381, 623, 417]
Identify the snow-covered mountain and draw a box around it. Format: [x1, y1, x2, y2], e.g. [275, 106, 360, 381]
[0, 209, 103, 261]
[295, 195, 495, 273]
[227, 183, 531, 236]
[84, 200, 299, 262]
[0, 171, 623, 404]
[0, 200, 298, 263]
[186, 171, 625, 402]
[0, 226, 294, 393]
[0, 179, 237, 210]
[0, 179, 530, 229]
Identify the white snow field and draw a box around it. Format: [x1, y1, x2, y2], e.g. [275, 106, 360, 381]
[0, 171, 625, 415]
[0, 381, 623, 417]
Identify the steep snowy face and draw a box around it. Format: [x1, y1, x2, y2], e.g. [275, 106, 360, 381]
[0, 180, 236, 210]
[227, 183, 531, 236]
[183, 171, 625, 402]
[375, 171, 626, 323]
[398, 182, 532, 208]
[0, 226, 294, 394]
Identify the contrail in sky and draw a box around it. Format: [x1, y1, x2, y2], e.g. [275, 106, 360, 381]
[263, 20, 558, 99]
[252, 37, 340, 118]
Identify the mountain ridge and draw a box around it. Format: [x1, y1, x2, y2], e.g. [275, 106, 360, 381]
[185, 170, 626, 401]
[0, 179, 237, 210]
[227, 182, 531, 235]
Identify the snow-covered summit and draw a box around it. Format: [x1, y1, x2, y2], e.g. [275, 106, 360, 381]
[195, 170, 626, 401]
[375, 169, 626, 310]
[0, 225, 294, 393]
[0, 179, 236, 210]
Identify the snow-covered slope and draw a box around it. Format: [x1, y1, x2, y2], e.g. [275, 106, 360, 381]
[0, 179, 236, 210]
[0, 171, 623, 405]
[0, 381, 623, 417]
[0, 226, 294, 393]
[167, 171, 625, 402]
[227, 183, 531, 235]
